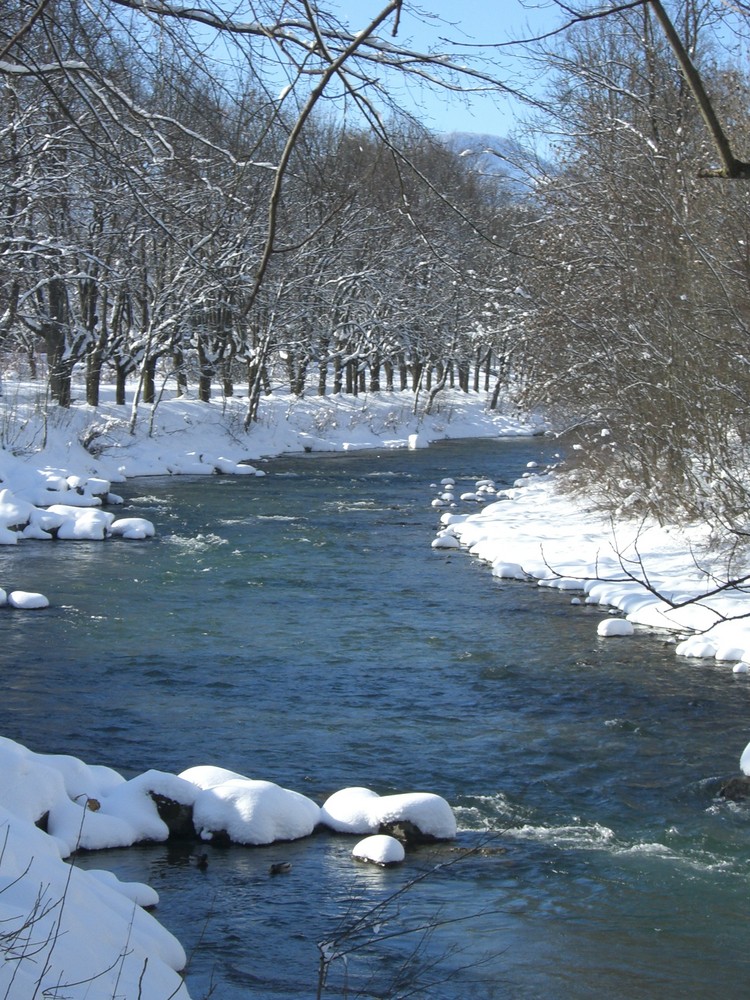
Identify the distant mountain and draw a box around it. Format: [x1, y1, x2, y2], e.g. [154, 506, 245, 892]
[440, 131, 544, 194]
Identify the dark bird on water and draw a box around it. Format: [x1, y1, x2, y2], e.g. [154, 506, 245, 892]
[269, 862, 292, 875]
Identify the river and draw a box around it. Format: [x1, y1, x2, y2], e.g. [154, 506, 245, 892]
[1, 437, 749, 999]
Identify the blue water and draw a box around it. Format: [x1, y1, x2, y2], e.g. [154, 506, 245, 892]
[2, 437, 750, 998]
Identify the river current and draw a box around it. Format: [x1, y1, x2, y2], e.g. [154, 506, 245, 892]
[1, 437, 749, 999]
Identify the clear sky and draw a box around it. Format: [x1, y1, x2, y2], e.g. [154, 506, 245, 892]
[330, 1, 562, 136]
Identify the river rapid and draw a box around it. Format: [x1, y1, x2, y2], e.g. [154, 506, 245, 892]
[1, 437, 749, 999]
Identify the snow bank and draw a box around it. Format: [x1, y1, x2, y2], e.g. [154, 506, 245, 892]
[0, 737, 190, 999]
[0, 808, 189, 1000]
[436, 471, 750, 665]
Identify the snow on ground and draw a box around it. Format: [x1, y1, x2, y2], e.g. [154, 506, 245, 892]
[432, 469, 750, 668]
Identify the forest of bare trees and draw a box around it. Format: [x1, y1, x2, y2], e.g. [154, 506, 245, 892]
[2, 1, 750, 528]
[0, 0, 531, 426]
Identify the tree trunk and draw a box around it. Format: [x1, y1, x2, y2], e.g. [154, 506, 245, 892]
[173, 348, 188, 396]
[86, 349, 103, 406]
[222, 361, 234, 398]
[333, 356, 343, 394]
[43, 277, 71, 407]
[115, 363, 128, 405]
[143, 355, 157, 404]
[369, 354, 381, 392]
[198, 344, 212, 402]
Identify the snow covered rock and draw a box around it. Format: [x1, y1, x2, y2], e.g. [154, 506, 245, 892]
[0, 487, 34, 530]
[320, 787, 456, 842]
[189, 775, 321, 845]
[109, 516, 156, 539]
[352, 834, 405, 867]
[492, 560, 528, 580]
[47, 504, 115, 540]
[597, 618, 635, 637]
[675, 635, 718, 658]
[8, 590, 49, 609]
[431, 533, 461, 549]
[376, 792, 457, 843]
[320, 787, 381, 834]
[213, 457, 260, 475]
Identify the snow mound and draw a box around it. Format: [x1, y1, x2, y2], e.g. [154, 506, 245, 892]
[597, 618, 635, 637]
[188, 775, 321, 845]
[431, 532, 461, 549]
[320, 786, 457, 840]
[109, 516, 156, 539]
[352, 834, 405, 866]
[7, 590, 49, 609]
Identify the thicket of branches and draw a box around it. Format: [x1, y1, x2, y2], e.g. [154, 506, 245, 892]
[518, 1, 750, 532]
[0, 0, 531, 427]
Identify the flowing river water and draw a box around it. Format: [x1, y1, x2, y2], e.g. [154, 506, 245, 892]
[2, 437, 750, 999]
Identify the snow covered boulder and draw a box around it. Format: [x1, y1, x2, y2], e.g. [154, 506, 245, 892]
[190, 776, 321, 845]
[99, 770, 199, 845]
[717, 742, 750, 800]
[109, 516, 156, 540]
[675, 635, 718, 658]
[320, 787, 457, 843]
[376, 792, 457, 844]
[0, 487, 34, 530]
[353, 834, 405, 867]
[320, 787, 381, 834]
[8, 590, 49, 609]
[431, 533, 461, 550]
[47, 504, 115, 540]
[180, 764, 250, 790]
[21, 506, 65, 540]
[492, 560, 528, 580]
[597, 618, 635, 638]
[213, 457, 260, 475]
[0, 737, 71, 827]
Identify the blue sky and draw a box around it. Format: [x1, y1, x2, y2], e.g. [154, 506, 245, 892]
[330, 1, 561, 136]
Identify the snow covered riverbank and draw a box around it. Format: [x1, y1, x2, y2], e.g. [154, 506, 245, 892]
[432, 467, 750, 667]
